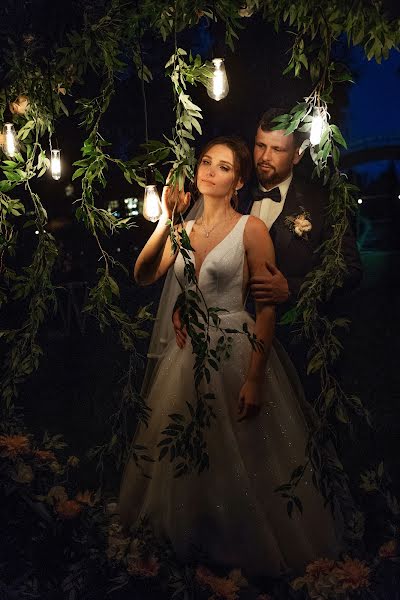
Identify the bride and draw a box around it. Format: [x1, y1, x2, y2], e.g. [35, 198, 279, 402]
[119, 136, 339, 576]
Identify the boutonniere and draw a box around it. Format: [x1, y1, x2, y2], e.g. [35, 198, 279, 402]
[285, 206, 312, 240]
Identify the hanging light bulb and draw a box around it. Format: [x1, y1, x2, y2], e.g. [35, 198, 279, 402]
[207, 58, 229, 101]
[1, 122, 18, 157]
[50, 149, 61, 180]
[310, 108, 327, 146]
[143, 184, 162, 222]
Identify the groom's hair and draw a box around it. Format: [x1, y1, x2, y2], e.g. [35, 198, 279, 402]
[258, 107, 307, 148]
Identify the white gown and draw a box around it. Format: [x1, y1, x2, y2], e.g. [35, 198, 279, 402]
[119, 215, 339, 576]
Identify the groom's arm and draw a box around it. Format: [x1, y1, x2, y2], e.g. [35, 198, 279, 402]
[250, 263, 291, 305]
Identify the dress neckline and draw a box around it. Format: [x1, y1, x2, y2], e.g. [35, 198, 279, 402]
[188, 215, 246, 282]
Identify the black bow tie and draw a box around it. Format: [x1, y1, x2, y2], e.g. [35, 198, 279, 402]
[254, 187, 281, 203]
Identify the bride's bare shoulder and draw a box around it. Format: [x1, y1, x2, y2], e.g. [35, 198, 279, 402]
[244, 214, 270, 238]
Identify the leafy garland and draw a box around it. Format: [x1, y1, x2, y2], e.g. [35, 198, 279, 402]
[0, 0, 399, 549]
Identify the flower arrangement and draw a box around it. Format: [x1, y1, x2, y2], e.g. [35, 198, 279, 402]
[378, 539, 398, 559]
[195, 565, 245, 600]
[0, 434, 31, 457]
[285, 206, 312, 239]
[292, 556, 371, 598]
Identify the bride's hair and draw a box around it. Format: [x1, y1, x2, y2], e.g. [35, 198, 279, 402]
[194, 136, 252, 207]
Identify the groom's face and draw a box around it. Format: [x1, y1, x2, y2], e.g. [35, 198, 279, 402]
[253, 127, 302, 188]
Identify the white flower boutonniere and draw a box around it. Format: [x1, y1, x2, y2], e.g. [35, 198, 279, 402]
[285, 206, 312, 240]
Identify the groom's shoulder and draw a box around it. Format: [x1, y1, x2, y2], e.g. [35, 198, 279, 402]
[291, 175, 329, 206]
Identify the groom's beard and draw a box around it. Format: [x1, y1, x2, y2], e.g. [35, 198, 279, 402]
[256, 162, 280, 187]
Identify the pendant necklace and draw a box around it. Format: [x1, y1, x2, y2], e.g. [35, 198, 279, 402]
[198, 214, 235, 238]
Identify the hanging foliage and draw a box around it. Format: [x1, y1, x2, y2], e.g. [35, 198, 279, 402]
[0, 3, 399, 595]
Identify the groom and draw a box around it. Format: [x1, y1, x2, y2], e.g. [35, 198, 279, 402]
[248, 107, 362, 310]
[246, 107, 362, 388]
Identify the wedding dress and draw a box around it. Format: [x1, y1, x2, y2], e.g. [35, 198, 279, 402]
[119, 215, 339, 576]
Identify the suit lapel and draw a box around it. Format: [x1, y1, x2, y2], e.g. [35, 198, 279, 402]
[272, 179, 301, 251]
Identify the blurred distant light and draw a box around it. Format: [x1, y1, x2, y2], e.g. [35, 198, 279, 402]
[65, 183, 74, 197]
[398, 194, 400, 199]
[107, 199, 121, 217]
[124, 197, 139, 216]
[35, 230, 39, 234]
[116, 247, 121, 253]
[357, 198, 363, 204]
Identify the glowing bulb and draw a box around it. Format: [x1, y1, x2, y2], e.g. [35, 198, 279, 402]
[51, 149, 61, 180]
[357, 198, 363, 204]
[310, 109, 327, 146]
[207, 58, 229, 101]
[2, 123, 18, 157]
[143, 185, 162, 222]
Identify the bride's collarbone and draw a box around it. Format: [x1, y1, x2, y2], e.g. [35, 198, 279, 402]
[190, 216, 241, 257]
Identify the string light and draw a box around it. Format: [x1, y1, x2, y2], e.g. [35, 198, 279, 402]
[50, 148, 61, 180]
[47, 60, 62, 181]
[310, 107, 327, 146]
[207, 58, 229, 101]
[143, 184, 162, 222]
[357, 198, 363, 205]
[1, 123, 18, 157]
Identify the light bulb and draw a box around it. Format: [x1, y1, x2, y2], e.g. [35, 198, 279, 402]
[143, 185, 162, 222]
[207, 58, 229, 101]
[309, 109, 327, 146]
[2, 123, 18, 157]
[51, 149, 61, 180]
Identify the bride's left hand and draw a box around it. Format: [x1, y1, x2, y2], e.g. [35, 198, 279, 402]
[237, 380, 262, 421]
[161, 171, 191, 219]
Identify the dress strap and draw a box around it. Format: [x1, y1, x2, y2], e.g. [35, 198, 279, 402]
[236, 214, 250, 243]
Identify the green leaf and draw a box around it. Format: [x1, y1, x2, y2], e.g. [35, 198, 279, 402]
[72, 167, 86, 180]
[330, 124, 347, 149]
[158, 446, 169, 461]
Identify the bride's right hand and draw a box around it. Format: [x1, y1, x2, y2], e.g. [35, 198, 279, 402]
[161, 173, 191, 220]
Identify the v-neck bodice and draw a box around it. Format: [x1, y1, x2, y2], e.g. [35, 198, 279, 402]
[174, 215, 249, 313]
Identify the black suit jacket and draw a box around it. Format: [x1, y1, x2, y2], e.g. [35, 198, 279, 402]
[243, 176, 362, 304]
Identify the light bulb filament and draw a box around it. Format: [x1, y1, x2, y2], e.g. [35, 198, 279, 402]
[51, 149, 61, 180]
[207, 58, 229, 102]
[143, 185, 162, 222]
[2, 123, 17, 157]
[310, 109, 327, 146]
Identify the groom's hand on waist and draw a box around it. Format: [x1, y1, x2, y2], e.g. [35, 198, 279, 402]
[172, 307, 187, 349]
[250, 262, 290, 305]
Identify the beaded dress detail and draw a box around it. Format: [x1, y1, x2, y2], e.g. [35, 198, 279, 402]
[119, 215, 338, 576]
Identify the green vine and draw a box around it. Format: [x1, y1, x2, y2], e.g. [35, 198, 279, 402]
[0, 0, 398, 520]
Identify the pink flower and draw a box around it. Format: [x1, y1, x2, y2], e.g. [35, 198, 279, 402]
[378, 539, 398, 559]
[195, 565, 240, 600]
[333, 557, 370, 591]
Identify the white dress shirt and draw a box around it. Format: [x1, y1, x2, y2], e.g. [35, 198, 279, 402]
[250, 173, 293, 230]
